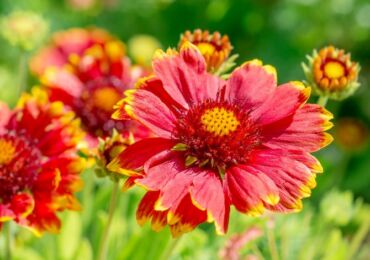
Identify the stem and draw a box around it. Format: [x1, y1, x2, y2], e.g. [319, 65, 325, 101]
[5, 222, 12, 260]
[348, 219, 370, 259]
[266, 223, 279, 260]
[161, 237, 181, 260]
[317, 95, 329, 107]
[97, 180, 120, 260]
[17, 51, 28, 98]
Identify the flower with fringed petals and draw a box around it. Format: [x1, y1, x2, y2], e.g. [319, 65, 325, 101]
[302, 45, 361, 101]
[40, 38, 150, 143]
[30, 27, 114, 76]
[109, 42, 333, 237]
[0, 88, 85, 235]
[179, 29, 237, 75]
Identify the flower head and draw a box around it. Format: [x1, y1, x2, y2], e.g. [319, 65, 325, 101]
[109, 43, 333, 237]
[302, 45, 361, 100]
[0, 11, 49, 51]
[30, 27, 114, 76]
[0, 88, 84, 235]
[40, 39, 148, 141]
[335, 118, 368, 151]
[179, 29, 233, 73]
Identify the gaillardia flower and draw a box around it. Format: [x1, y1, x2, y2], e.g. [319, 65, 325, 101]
[30, 27, 114, 76]
[302, 45, 360, 100]
[41, 39, 147, 140]
[0, 89, 84, 235]
[0, 11, 48, 51]
[109, 43, 333, 237]
[179, 29, 233, 73]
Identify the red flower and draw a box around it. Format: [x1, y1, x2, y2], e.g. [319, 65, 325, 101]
[0, 89, 84, 235]
[30, 27, 114, 76]
[40, 39, 149, 142]
[109, 43, 333, 237]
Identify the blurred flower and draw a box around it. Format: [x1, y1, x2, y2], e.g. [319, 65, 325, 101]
[219, 227, 263, 260]
[108, 43, 333, 237]
[67, 0, 96, 11]
[40, 39, 150, 146]
[334, 118, 368, 151]
[30, 27, 114, 76]
[320, 190, 361, 226]
[0, 11, 49, 51]
[128, 34, 162, 67]
[302, 45, 361, 100]
[179, 29, 235, 74]
[95, 130, 131, 180]
[0, 88, 84, 235]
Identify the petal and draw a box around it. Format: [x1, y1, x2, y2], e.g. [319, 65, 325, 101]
[225, 166, 279, 216]
[190, 170, 230, 234]
[225, 60, 276, 109]
[153, 43, 222, 107]
[168, 194, 207, 238]
[41, 68, 83, 105]
[249, 149, 319, 212]
[10, 193, 35, 219]
[34, 168, 61, 192]
[0, 204, 15, 222]
[252, 81, 311, 125]
[107, 138, 175, 175]
[262, 104, 334, 152]
[0, 102, 11, 132]
[154, 168, 197, 211]
[137, 150, 184, 191]
[136, 191, 168, 232]
[121, 88, 177, 138]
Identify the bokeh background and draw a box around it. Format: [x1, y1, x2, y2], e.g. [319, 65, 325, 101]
[0, 0, 369, 259]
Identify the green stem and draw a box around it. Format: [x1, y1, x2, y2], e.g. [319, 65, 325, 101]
[5, 222, 12, 260]
[161, 237, 181, 260]
[266, 222, 279, 260]
[348, 219, 370, 259]
[97, 180, 120, 260]
[317, 95, 329, 107]
[17, 51, 28, 98]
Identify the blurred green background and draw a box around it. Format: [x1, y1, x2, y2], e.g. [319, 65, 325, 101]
[0, 0, 369, 259]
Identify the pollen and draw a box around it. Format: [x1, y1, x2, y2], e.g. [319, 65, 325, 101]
[201, 107, 240, 137]
[324, 61, 345, 79]
[0, 138, 16, 165]
[92, 87, 122, 112]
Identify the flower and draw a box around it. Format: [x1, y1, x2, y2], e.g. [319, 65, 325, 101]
[0, 11, 49, 51]
[109, 43, 333, 237]
[302, 45, 361, 100]
[30, 27, 114, 76]
[335, 118, 368, 151]
[40, 39, 149, 141]
[219, 227, 263, 260]
[179, 29, 234, 73]
[0, 88, 84, 235]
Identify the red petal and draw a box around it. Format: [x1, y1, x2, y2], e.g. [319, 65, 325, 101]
[190, 170, 230, 234]
[123, 89, 177, 138]
[226, 62, 276, 109]
[107, 138, 175, 175]
[252, 82, 311, 125]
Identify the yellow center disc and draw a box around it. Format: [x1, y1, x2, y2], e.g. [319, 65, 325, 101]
[92, 87, 121, 112]
[201, 107, 240, 137]
[197, 42, 216, 57]
[324, 61, 345, 79]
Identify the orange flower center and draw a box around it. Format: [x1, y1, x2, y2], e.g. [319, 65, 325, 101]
[324, 61, 345, 79]
[0, 139, 16, 165]
[92, 87, 122, 112]
[201, 107, 240, 137]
